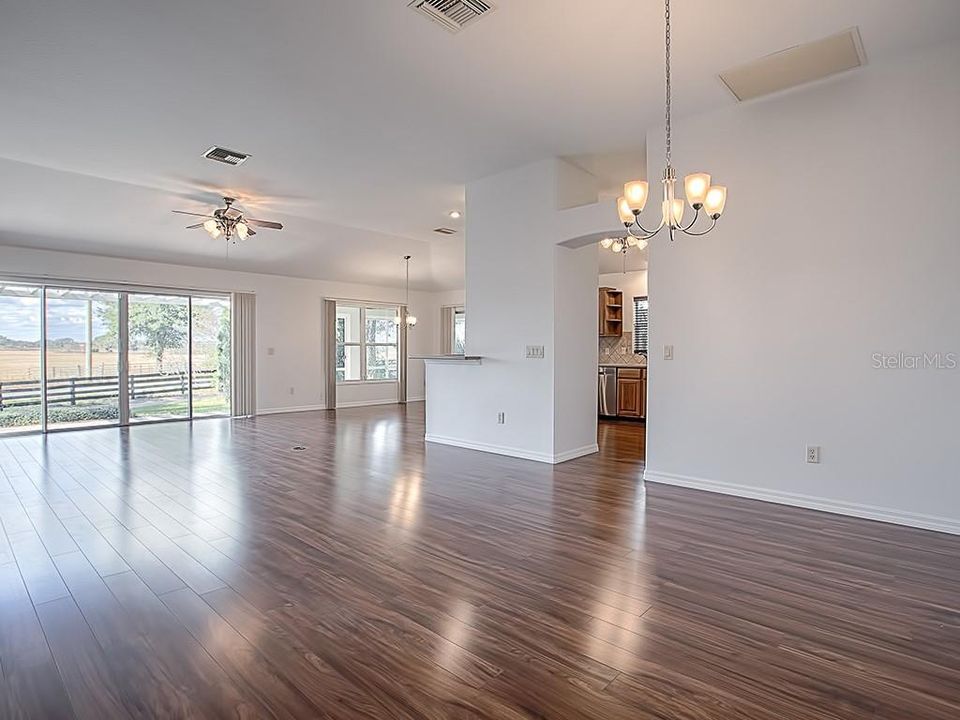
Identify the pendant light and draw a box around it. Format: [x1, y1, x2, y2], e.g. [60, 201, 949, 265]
[398, 255, 417, 327]
[612, 0, 728, 246]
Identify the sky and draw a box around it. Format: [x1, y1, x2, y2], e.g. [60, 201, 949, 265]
[0, 296, 110, 341]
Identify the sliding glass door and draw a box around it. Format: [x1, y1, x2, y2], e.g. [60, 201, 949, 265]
[0, 279, 232, 434]
[45, 288, 121, 430]
[128, 293, 191, 422]
[191, 296, 231, 416]
[0, 283, 43, 434]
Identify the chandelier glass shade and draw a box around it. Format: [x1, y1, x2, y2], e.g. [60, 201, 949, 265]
[611, 0, 728, 248]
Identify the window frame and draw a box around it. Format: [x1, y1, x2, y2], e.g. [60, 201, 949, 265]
[335, 303, 400, 385]
[450, 306, 465, 354]
[632, 295, 649, 355]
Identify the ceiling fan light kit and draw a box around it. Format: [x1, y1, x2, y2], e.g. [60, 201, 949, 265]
[174, 197, 283, 243]
[605, 0, 728, 254]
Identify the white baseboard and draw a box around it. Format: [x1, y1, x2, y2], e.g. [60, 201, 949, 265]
[643, 470, 960, 536]
[336, 399, 400, 409]
[406, 396, 425, 403]
[554, 443, 600, 463]
[257, 404, 328, 416]
[425, 435, 598, 465]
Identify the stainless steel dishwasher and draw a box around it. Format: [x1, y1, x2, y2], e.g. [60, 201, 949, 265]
[598, 367, 618, 417]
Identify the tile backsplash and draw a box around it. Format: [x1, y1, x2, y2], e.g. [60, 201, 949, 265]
[599, 332, 647, 366]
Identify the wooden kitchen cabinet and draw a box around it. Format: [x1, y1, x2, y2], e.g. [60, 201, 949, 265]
[640, 372, 647, 418]
[616, 367, 645, 418]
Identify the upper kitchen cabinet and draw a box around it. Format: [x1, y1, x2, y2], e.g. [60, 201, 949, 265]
[599, 287, 623, 337]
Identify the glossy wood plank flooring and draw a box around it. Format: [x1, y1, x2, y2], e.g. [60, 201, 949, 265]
[1, 404, 958, 718]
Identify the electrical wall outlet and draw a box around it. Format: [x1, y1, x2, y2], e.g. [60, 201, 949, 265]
[289, 386, 295, 396]
[525, 345, 545, 359]
[663, 344, 674, 361]
[497, 412, 505, 424]
[806, 445, 821, 464]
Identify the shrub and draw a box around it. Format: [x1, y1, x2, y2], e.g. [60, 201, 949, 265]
[0, 405, 119, 428]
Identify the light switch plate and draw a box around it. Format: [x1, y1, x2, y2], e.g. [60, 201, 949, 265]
[663, 344, 674, 361]
[525, 345, 545, 359]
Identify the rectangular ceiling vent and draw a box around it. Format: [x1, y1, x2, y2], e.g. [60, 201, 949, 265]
[203, 146, 251, 166]
[719, 27, 865, 102]
[433, 227, 457, 235]
[408, 0, 494, 34]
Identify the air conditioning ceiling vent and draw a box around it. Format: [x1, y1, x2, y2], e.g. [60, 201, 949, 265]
[203, 146, 251, 166]
[408, 0, 494, 33]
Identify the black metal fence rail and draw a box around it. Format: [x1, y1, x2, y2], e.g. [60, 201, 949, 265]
[0, 370, 218, 409]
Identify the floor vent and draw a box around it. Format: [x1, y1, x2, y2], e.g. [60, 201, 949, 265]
[203, 146, 251, 166]
[433, 227, 457, 235]
[719, 28, 865, 102]
[408, 0, 494, 34]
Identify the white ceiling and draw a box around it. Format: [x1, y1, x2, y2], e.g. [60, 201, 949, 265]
[1, 0, 958, 290]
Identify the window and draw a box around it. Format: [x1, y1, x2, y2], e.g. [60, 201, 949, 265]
[336, 304, 399, 382]
[453, 308, 466, 354]
[633, 296, 649, 355]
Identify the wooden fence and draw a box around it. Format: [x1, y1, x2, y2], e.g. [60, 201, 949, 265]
[0, 370, 218, 410]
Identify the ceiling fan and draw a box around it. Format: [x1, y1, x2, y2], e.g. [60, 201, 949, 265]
[173, 196, 283, 242]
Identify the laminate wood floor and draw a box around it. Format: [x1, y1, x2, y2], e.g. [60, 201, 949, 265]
[0, 404, 957, 718]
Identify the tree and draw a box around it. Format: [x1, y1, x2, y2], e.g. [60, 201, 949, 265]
[97, 302, 188, 371]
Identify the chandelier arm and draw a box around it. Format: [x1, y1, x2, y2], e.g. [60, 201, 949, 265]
[627, 216, 665, 240]
[679, 206, 700, 232]
[678, 216, 718, 237]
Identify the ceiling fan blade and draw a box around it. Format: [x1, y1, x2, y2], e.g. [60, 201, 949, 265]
[173, 210, 215, 218]
[246, 227, 257, 237]
[246, 218, 283, 230]
[185, 223, 205, 229]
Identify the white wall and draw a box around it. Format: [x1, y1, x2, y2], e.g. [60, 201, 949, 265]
[424, 159, 603, 463]
[599, 271, 648, 330]
[0, 245, 446, 412]
[554, 243, 599, 458]
[644, 41, 960, 534]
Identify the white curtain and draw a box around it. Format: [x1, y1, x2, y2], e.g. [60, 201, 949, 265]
[440, 305, 454, 354]
[323, 299, 337, 410]
[231, 293, 257, 416]
[398, 305, 408, 404]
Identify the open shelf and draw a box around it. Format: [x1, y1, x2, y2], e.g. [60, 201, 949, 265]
[599, 287, 624, 337]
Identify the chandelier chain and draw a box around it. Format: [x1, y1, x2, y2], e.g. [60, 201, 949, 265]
[664, 0, 671, 167]
[609, 0, 725, 246]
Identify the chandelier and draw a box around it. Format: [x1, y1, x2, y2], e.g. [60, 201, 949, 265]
[600, 235, 647, 254]
[610, 0, 727, 247]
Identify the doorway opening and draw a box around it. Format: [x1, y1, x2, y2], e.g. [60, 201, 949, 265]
[597, 266, 647, 464]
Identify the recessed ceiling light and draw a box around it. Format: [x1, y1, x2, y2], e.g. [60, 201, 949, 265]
[448, 210, 462, 219]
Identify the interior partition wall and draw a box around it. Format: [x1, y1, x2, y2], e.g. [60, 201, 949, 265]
[0, 278, 235, 435]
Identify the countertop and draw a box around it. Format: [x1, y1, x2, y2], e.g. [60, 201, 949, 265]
[411, 354, 482, 364]
[599, 363, 647, 369]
